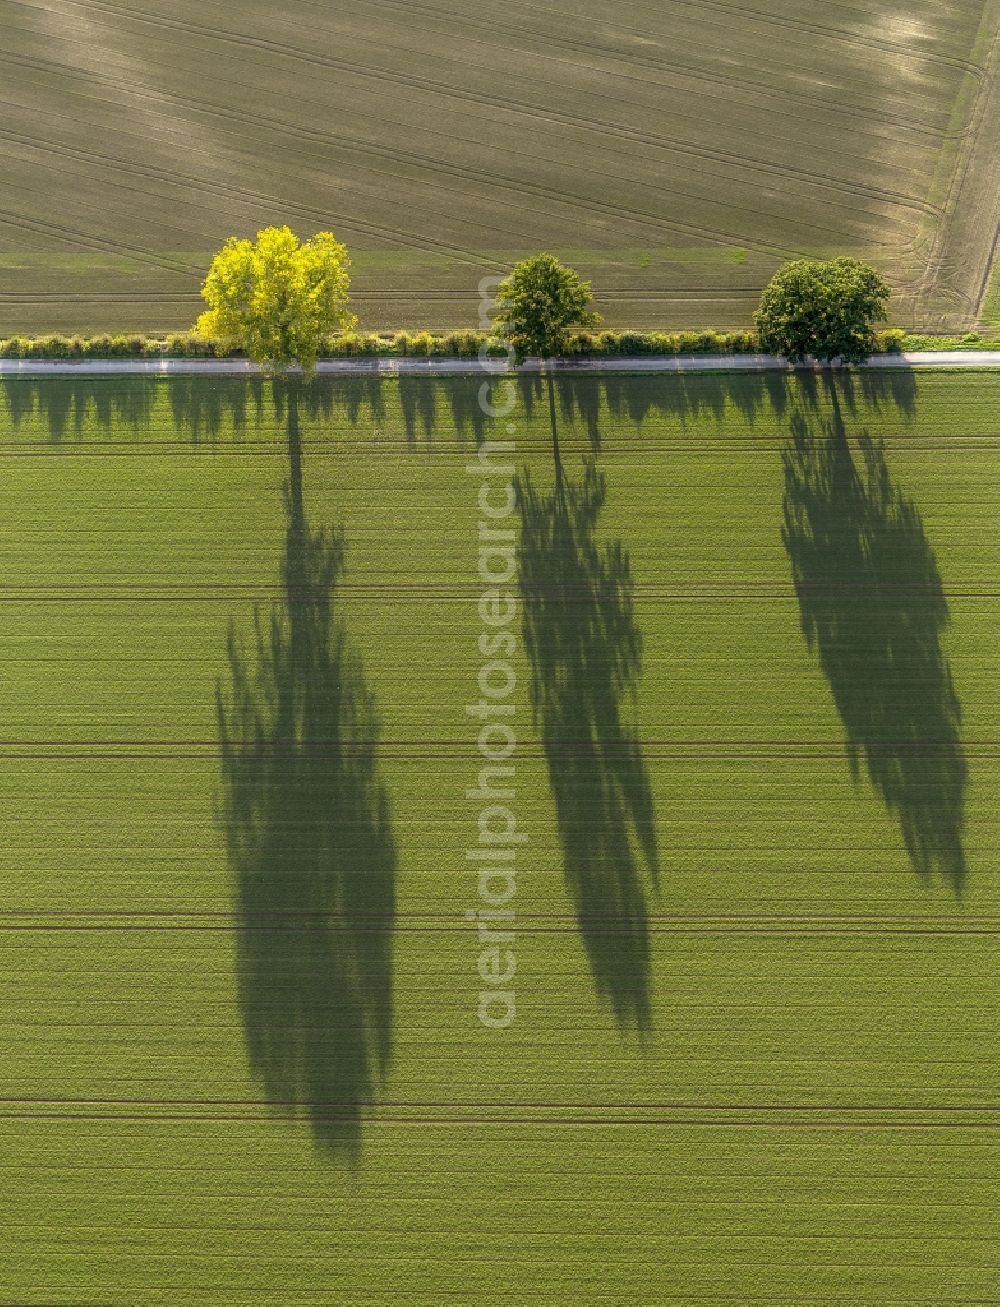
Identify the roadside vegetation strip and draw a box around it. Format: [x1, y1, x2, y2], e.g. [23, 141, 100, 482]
[0, 369, 997, 1298]
[1, 324, 998, 365]
[0, 326, 767, 360]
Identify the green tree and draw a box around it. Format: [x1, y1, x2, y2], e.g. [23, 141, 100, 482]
[494, 254, 601, 362]
[495, 254, 601, 466]
[194, 225, 356, 373]
[754, 257, 891, 365]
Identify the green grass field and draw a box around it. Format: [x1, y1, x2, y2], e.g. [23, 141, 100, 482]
[1, 0, 999, 334]
[0, 368, 997, 1302]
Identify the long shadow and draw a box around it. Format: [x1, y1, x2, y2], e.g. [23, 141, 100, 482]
[445, 374, 497, 445]
[398, 374, 438, 445]
[516, 458, 659, 1029]
[0, 376, 158, 440]
[6, 374, 383, 445]
[782, 384, 967, 892]
[216, 381, 396, 1156]
[555, 375, 602, 448]
[806, 367, 918, 436]
[0, 375, 272, 443]
[600, 370, 781, 432]
[336, 375, 384, 431]
[167, 375, 266, 441]
[544, 368, 562, 471]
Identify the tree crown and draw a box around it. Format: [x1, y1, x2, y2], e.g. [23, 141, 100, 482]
[494, 254, 601, 361]
[754, 257, 891, 365]
[194, 226, 356, 373]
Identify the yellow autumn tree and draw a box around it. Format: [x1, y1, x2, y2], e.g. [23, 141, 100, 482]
[194, 226, 356, 373]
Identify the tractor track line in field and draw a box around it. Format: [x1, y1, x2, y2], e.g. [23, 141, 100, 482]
[1, 1109, 995, 1128]
[0, 581, 993, 595]
[504, 0, 989, 80]
[973, 224, 1000, 318]
[914, 9, 1000, 321]
[0, 910, 993, 923]
[3, 1097, 998, 1112]
[1, 923, 997, 936]
[0, 124, 490, 272]
[0, 31, 944, 202]
[2, 444, 998, 458]
[14, 0, 941, 237]
[0, 741, 997, 758]
[1, 92, 879, 262]
[358, 0, 968, 139]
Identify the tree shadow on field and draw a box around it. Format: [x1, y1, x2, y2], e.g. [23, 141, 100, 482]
[0, 369, 395, 451]
[216, 381, 397, 1157]
[445, 374, 496, 445]
[336, 375, 385, 432]
[594, 371, 801, 444]
[170, 375, 385, 444]
[0, 376, 157, 441]
[782, 382, 967, 893]
[820, 367, 918, 426]
[554, 376, 603, 447]
[516, 458, 659, 1029]
[398, 374, 438, 445]
[167, 376, 266, 441]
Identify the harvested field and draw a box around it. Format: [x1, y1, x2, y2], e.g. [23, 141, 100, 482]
[0, 0, 998, 333]
[0, 369, 997, 1301]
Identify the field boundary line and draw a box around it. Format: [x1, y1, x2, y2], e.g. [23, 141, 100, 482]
[914, 0, 1000, 324]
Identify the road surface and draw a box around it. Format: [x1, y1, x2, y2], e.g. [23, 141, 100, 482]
[1, 351, 999, 376]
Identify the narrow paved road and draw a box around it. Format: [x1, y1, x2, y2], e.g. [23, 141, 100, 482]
[1, 351, 999, 376]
